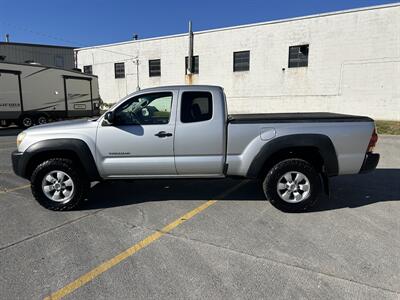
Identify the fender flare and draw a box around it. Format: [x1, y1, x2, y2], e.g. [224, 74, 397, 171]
[246, 134, 339, 178]
[20, 138, 100, 180]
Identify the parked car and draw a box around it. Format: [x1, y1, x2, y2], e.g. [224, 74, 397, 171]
[0, 62, 101, 128]
[11, 85, 379, 212]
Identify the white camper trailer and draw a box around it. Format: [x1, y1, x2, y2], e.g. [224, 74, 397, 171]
[0, 62, 101, 128]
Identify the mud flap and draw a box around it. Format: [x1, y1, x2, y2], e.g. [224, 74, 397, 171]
[321, 173, 330, 197]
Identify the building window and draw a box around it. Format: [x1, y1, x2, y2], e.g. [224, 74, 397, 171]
[233, 51, 250, 72]
[288, 45, 309, 68]
[181, 91, 213, 123]
[185, 56, 199, 74]
[83, 65, 92, 75]
[149, 59, 161, 77]
[114, 62, 125, 78]
[54, 56, 64, 68]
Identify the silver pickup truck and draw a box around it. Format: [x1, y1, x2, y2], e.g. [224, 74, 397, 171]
[12, 85, 379, 212]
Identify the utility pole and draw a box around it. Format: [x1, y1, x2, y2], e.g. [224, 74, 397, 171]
[187, 21, 193, 75]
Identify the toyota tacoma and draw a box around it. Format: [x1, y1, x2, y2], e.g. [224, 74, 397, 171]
[12, 85, 380, 212]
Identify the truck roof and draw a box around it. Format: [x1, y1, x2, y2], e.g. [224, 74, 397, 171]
[136, 85, 224, 93]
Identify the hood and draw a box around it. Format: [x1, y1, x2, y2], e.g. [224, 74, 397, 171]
[25, 118, 99, 134]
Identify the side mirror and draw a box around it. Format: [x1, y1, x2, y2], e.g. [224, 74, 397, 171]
[103, 111, 114, 125]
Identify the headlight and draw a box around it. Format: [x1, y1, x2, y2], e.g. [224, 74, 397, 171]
[16, 132, 26, 147]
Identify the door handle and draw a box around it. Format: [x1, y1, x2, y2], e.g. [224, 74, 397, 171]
[155, 131, 173, 138]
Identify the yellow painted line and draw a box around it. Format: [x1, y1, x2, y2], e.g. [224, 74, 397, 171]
[44, 201, 216, 300]
[44, 181, 247, 300]
[0, 184, 30, 194]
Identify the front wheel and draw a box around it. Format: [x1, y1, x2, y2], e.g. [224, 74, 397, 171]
[31, 158, 89, 211]
[19, 115, 34, 128]
[263, 159, 321, 212]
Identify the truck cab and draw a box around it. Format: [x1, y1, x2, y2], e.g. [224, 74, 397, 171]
[98, 85, 227, 178]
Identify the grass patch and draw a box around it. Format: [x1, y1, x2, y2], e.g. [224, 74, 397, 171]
[375, 120, 400, 135]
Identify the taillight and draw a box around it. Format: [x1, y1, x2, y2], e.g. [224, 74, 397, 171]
[367, 128, 378, 152]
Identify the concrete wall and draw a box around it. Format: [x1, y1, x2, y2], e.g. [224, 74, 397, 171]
[76, 4, 400, 121]
[0, 43, 75, 69]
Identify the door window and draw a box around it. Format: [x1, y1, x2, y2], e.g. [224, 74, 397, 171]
[114, 92, 173, 125]
[181, 92, 213, 123]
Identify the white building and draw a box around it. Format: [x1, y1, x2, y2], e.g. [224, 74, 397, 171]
[76, 3, 400, 121]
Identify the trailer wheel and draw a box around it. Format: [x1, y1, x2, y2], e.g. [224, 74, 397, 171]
[36, 115, 48, 125]
[19, 115, 34, 128]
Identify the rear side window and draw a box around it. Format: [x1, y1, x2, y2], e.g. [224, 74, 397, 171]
[181, 92, 213, 123]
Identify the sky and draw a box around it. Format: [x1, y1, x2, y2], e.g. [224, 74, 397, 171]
[0, 0, 398, 47]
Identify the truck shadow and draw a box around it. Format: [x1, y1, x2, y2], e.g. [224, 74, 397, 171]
[81, 168, 400, 212]
[0, 127, 23, 137]
[311, 168, 400, 212]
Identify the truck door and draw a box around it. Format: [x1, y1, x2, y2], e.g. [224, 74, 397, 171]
[64, 76, 93, 117]
[174, 90, 226, 176]
[0, 70, 22, 121]
[96, 90, 177, 177]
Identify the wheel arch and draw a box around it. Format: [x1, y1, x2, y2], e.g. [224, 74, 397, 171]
[247, 134, 339, 179]
[21, 139, 101, 181]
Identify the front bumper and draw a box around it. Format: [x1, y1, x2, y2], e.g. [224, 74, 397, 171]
[11, 151, 25, 178]
[359, 152, 380, 174]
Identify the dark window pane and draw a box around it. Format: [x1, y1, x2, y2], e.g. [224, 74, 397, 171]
[288, 45, 309, 68]
[149, 59, 161, 77]
[185, 56, 199, 74]
[181, 91, 213, 123]
[83, 65, 92, 75]
[114, 62, 125, 78]
[233, 51, 250, 72]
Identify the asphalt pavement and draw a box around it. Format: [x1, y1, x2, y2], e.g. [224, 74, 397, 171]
[0, 127, 399, 300]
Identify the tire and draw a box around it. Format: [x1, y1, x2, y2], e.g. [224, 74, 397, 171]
[30, 158, 89, 211]
[19, 115, 34, 128]
[262, 159, 321, 212]
[36, 114, 48, 125]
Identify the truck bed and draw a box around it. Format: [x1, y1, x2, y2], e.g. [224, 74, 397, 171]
[228, 112, 373, 124]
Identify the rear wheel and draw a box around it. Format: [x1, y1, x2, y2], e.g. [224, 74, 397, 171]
[36, 115, 48, 125]
[31, 158, 89, 211]
[263, 159, 321, 212]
